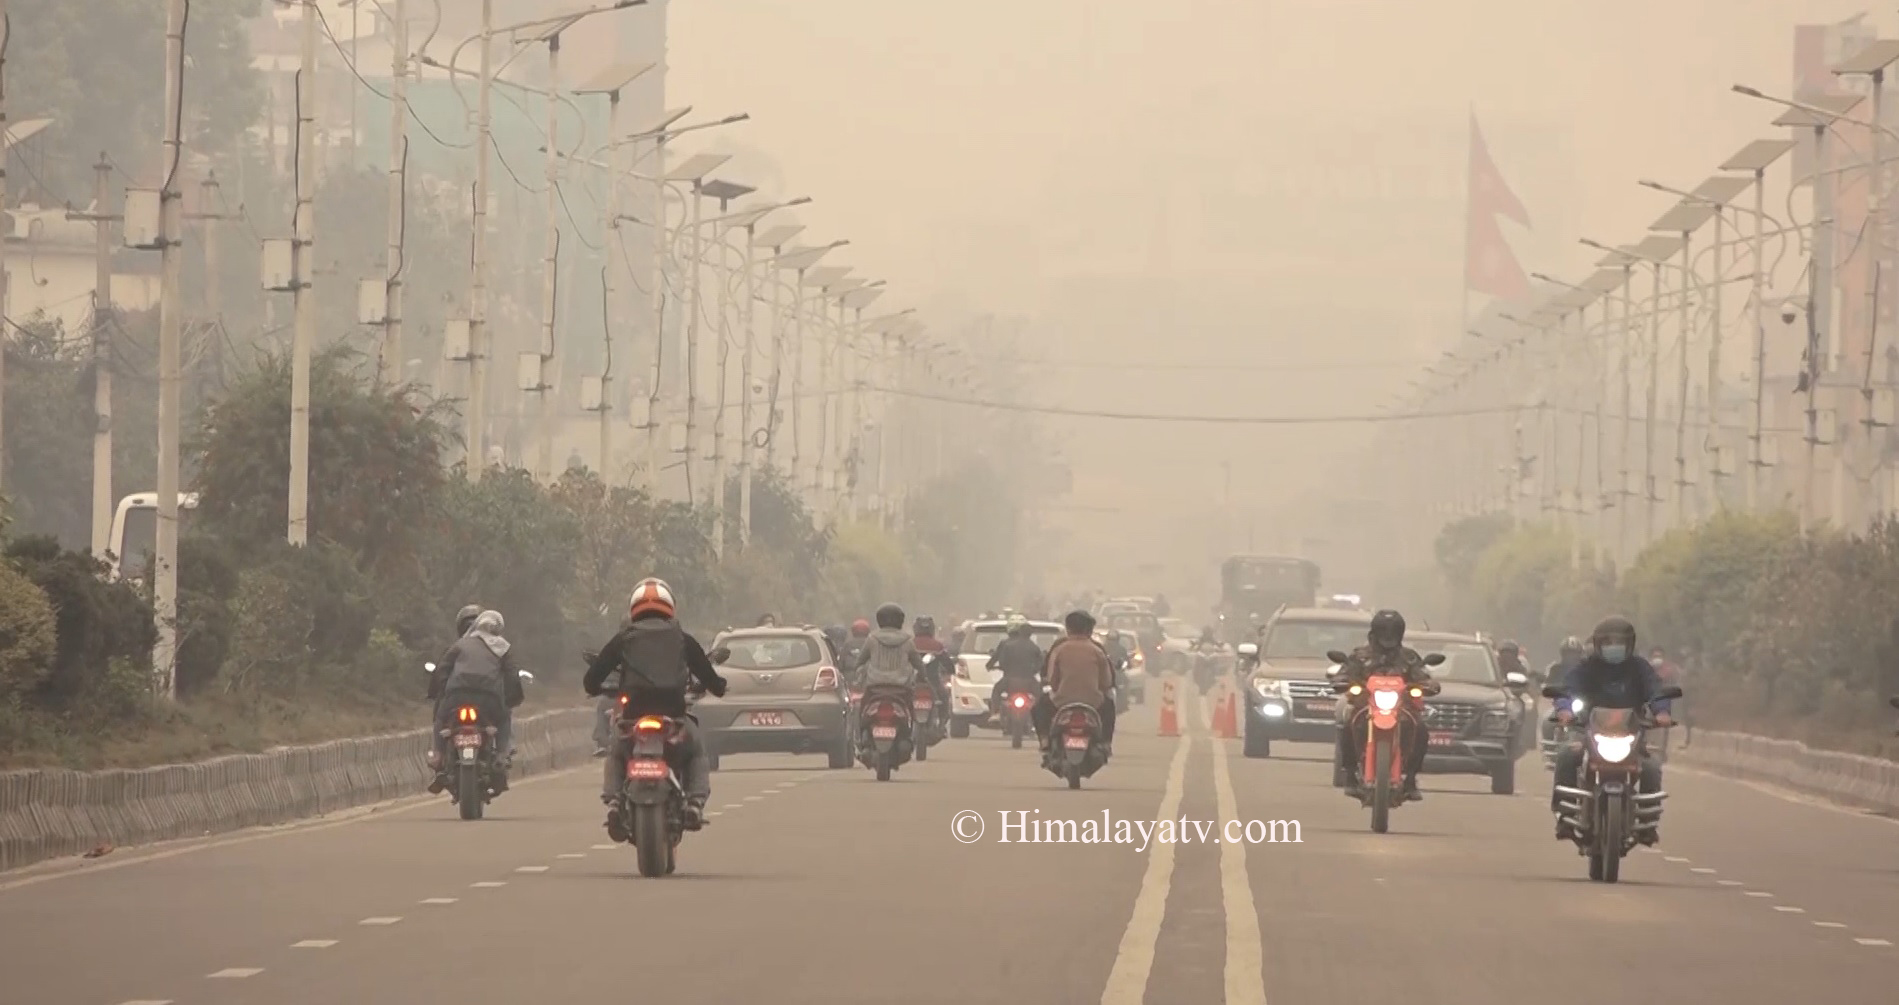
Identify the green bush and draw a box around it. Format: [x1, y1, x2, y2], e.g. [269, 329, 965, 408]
[0, 558, 58, 699]
[5, 535, 155, 702]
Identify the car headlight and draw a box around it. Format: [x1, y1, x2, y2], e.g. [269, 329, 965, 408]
[1482, 708, 1512, 733]
[1250, 678, 1282, 700]
[1371, 690, 1400, 712]
[1591, 733, 1635, 763]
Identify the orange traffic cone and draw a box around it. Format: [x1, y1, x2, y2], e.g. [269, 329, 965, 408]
[1215, 685, 1239, 739]
[1158, 678, 1180, 737]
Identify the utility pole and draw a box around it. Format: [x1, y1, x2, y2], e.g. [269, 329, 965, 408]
[682, 182, 704, 499]
[288, 0, 317, 545]
[738, 220, 759, 548]
[644, 132, 669, 495]
[466, 0, 494, 479]
[535, 31, 561, 483]
[67, 156, 120, 557]
[154, 0, 186, 698]
[380, 0, 407, 385]
[1645, 259, 1663, 546]
[0, 0, 10, 498]
[187, 173, 229, 397]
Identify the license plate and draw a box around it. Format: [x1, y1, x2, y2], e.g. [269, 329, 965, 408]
[1064, 735, 1089, 750]
[912, 699, 933, 710]
[1301, 700, 1334, 715]
[1429, 732, 1457, 747]
[627, 760, 667, 780]
[459, 747, 476, 761]
[453, 733, 482, 748]
[749, 711, 782, 727]
[871, 725, 897, 739]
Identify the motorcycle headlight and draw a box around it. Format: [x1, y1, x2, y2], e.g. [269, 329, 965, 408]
[1569, 698, 1588, 715]
[1592, 733, 1635, 763]
[1372, 690, 1400, 712]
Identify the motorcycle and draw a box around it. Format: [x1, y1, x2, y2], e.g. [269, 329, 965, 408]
[1539, 700, 1577, 771]
[1546, 683, 1682, 883]
[997, 685, 1036, 748]
[1329, 649, 1444, 833]
[611, 683, 710, 878]
[913, 654, 947, 759]
[1043, 698, 1108, 789]
[424, 662, 533, 820]
[857, 684, 918, 781]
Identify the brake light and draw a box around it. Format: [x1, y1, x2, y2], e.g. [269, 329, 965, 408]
[814, 667, 839, 691]
[1064, 712, 1090, 732]
[1011, 694, 1028, 709]
[914, 686, 934, 700]
[874, 703, 898, 723]
[617, 694, 629, 709]
[456, 706, 479, 723]
[634, 716, 665, 733]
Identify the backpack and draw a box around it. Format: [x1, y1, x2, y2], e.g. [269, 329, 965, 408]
[861, 631, 916, 686]
[617, 619, 689, 691]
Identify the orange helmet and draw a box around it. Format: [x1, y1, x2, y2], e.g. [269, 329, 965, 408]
[628, 578, 676, 620]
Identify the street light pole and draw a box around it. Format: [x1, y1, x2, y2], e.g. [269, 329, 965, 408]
[154, 0, 187, 697]
[380, 0, 407, 386]
[466, 0, 494, 478]
[288, 0, 318, 543]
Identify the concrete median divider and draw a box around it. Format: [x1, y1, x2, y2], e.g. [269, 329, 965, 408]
[1672, 728, 1899, 815]
[0, 705, 597, 874]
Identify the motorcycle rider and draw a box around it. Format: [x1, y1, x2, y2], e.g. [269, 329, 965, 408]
[427, 610, 527, 793]
[911, 616, 953, 714]
[1537, 636, 1587, 750]
[989, 615, 1048, 711]
[1335, 609, 1434, 802]
[850, 603, 932, 746]
[843, 618, 873, 668]
[822, 624, 849, 659]
[757, 613, 778, 627]
[1037, 610, 1117, 756]
[1497, 640, 1529, 682]
[1548, 616, 1673, 844]
[583, 578, 729, 837]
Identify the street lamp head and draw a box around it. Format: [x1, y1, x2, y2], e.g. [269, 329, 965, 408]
[721, 114, 752, 125]
[787, 196, 813, 207]
[1732, 84, 1764, 99]
[1638, 179, 1667, 192]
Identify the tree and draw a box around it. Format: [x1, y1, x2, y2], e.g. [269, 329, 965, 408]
[191, 344, 452, 575]
[7, 0, 262, 202]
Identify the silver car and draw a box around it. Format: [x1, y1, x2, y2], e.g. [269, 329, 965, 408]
[700, 627, 853, 770]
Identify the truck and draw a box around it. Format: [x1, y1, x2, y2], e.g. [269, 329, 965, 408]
[1216, 554, 1320, 645]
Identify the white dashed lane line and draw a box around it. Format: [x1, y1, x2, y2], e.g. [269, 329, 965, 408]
[1743, 891, 1773, 898]
[421, 897, 458, 905]
[292, 939, 338, 948]
[1689, 867, 1716, 874]
[119, 1000, 175, 1004]
[358, 917, 402, 926]
[1816, 922, 1848, 929]
[1856, 938, 1894, 947]
[1651, 851, 1890, 947]
[557, 853, 586, 859]
[515, 866, 549, 873]
[1716, 880, 1743, 887]
[471, 881, 506, 888]
[591, 843, 617, 850]
[207, 968, 264, 979]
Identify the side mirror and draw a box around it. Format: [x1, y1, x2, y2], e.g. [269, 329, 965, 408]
[581, 650, 600, 663]
[1540, 684, 1565, 699]
[423, 662, 437, 673]
[1236, 643, 1259, 658]
[1325, 649, 1350, 664]
[1654, 686, 1684, 702]
[1504, 671, 1528, 687]
[1422, 653, 1447, 666]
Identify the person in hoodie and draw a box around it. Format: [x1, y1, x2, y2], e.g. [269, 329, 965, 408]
[584, 577, 728, 835]
[427, 610, 526, 792]
[850, 602, 932, 716]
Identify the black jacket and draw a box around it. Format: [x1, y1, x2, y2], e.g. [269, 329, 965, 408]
[582, 613, 726, 717]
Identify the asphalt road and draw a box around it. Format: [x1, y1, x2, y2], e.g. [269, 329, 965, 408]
[3, 684, 1895, 1005]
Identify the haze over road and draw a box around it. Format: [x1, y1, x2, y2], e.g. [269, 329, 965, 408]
[4, 692, 1893, 1005]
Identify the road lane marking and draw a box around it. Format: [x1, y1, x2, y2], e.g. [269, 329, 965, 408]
[292, 940, 338, 948]
[359, 917, 402, 925]
[1689, 867, 1716, 874]
[742, 795, 764, 802]
[1773, 906, 1805, 913]
[421, 898, 458, 905]
[1815, 922, 1848, 928]
[471, 881, 506, 888]
[721, 803, 743, 810]
[207, 968, 263, 979]
[556, 853, 585, 859]
[1662, 856, 1689, 863]
[591, 844, 617, 850]
[1743, 891, 1773, 898]
[1855, 938, 1892, 946]
[1716, 880, 1743, 886]
[1099, 732, 1193, 1005]
[1211, 718, 1267, 1005]
[118, 1000, 174, 1004]
[515, 866, 549, 873]
[706, 811, 722, 818]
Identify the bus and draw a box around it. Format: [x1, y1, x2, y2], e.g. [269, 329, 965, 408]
[1217, 555, 1321, 644]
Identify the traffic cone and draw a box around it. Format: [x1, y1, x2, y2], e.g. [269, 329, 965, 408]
[1215, 685, 1239, 739]
[1158, 678, 1179, 737]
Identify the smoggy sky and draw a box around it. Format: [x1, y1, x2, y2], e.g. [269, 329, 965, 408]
[664, 0, 1878, 599]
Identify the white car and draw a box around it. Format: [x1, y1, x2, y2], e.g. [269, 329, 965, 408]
[1113, 628, 1149, 702]
[1158, 618, 1198, 671]
[946, 619, 1064, 737]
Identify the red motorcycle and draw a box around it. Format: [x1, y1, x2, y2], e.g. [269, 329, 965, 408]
[1329, 649, 1444, 834]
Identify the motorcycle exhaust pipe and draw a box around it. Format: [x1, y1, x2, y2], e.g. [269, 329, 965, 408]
[1631, 790, 1666, 802]
[1552, 785, 1592, 800]
[1630, 820, 1658, 832]
[1557, 814, 1584, 830]
[1556, 799, 1582, 814]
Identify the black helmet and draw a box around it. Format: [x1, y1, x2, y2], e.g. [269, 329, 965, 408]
[1368, 609, 1406, 648]
[875, 603, 905, 630]
[456, 604, 482, 636]
[1064, 609, 1096, 636]
[823, 625, 847, 647]
[1590, 616, 1635, 648]
[1498, 639, 1520, 655]
[915, 615, 936, 636]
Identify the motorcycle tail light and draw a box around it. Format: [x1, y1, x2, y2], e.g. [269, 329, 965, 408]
[456, 706, 479, 723]
[875, 703, 898, 723]
[814, 667, 839, 691]
[1012, 694, 1028, 709]
[634, 716, 666, 733]
[915, 686, 934, 701]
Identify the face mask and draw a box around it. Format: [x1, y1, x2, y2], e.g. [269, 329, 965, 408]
[1599, 644, 1628, 664]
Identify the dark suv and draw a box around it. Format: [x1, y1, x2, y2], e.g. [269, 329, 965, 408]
[1238, 608, 1374, 758]
[1327, 631, 1533, 794]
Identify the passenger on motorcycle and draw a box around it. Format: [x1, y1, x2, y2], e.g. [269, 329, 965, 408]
[989, 615, 1048, 709]
[428, 610, 527, 793]
[1036, 610, 1117, 756]
[1548, 616, 1673, 844]
[583, 578, 729, 837]
[1335, 609, 1433, 802]
[1496, 640, 1529, 682]
[843, 618, 873, 667]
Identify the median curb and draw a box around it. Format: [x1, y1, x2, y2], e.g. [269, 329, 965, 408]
[1672, 729, 1899, 815]
[0, 706, 597, 874]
